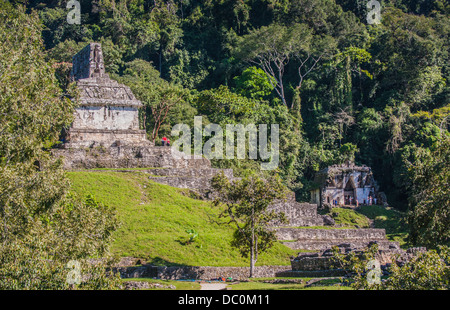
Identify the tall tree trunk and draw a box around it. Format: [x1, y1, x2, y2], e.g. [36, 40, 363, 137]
[291, 88, 303, 128]
[249, 208, 256, 278]
[159, 48, 162, 77]
[250, 238, 255, 278]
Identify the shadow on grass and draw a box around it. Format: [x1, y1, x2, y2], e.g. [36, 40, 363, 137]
[146, 256, 195, 267]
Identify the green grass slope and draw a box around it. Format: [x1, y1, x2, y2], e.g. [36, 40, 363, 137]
[67, 171, 297, 267]
[357, 205, 409, 247]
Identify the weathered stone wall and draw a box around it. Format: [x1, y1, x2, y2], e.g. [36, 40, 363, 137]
[147, 176, 216, 191]
[67, 43, 145, 147]
[76, 79, 142, 107]
[117, 265, 291, 281]
[71, 43, 105, 80]
[284, 239, 396, 251]
[291, 252, 335, 271]
[268, 202, 324, 227]
[276, 228, 387, 240]
[290, 247, 427, 275]
[66, 129, 147, 148]
[311, 162, 380, 207]
[276, 228, 399, 251]
[73, 106, 140, 131]
[149, 168, 234, 179]
[146, 168, 234, 191]
[52, 145, 211, 170]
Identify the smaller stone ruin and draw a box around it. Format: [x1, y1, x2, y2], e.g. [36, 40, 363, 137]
[310, 161, 386, 208]
[53, 43, 210, 171]
[65, 42, 147, 148]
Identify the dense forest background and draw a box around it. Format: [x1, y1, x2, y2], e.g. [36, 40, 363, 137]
[6, 0, 449, 247]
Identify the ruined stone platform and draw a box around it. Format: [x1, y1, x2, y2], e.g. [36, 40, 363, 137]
[146, 168, 234, 191]
[290, 246, 423, 277]
[52, 144, 211, 170]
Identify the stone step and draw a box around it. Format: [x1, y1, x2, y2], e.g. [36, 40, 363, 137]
[276, 228, 387, 241]
[276, 227, 398, 251]
[268, 202, 320, 218]
[282, 239, 395, 251]
[281, 217, 325, 227]
[102, 167, 234, 179]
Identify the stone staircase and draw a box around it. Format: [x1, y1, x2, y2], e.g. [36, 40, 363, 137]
[267, 193, 325, 227]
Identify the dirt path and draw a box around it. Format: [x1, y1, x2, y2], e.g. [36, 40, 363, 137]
[200, 282, 228, 290]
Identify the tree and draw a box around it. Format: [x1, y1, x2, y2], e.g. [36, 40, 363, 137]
[233, 66, 276, 100]
[194, 85, 262, 124]
[334, 107, 355, 147]
[339, 143, 359, 163]
[149, 0, 183, 76]
[384, 246, 450, 290]
[235, 22, 336, 108]
[331, 243, 382, 290]
[210, 172, 288, 277]
[404, 135, 450, 248]
[332, 244, 450, 290]
[369, 7, 447, 110]
[234, 23, 312, 108]
[147, 83, 186, 143]
[0, 4, 120, 289]
[117, 59, 188, 143]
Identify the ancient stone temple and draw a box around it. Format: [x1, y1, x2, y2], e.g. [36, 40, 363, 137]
[63, 43, 148, 148]
[54, 43, 210, 171]
[310, 162, 382, 207]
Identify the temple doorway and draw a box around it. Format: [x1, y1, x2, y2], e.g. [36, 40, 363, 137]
[344, 178, 356, 205]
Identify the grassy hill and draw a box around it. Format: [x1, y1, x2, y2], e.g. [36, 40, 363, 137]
[67, 171, 297, 267]
[357, 205, 409, 247]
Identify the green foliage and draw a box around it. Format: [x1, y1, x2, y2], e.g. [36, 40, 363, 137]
[338, 143, 359, 163]
[330, 208, 371, 228]
[185, 228, 199, 244]
[332, 244, 450, 290]
[211, 172, 289, 276]
[357, 205, 409, 246]
[8, 0, 450, 252]
[195, 85, 263, 124]
[117, 59, 193, 142]
[233, 22, 317, 107]
[384, 246, 450, 290]
[404, 136, 450, 248]
[331, 243, 381, 290]
[0, 4, 120, 289]
[233, 66, 276, 100]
